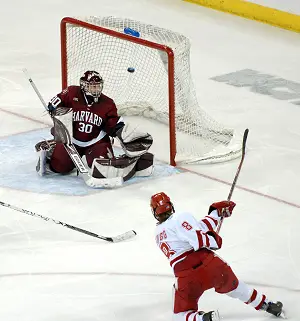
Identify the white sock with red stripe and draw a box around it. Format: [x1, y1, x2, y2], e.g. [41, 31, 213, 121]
[226, 280, 267, 310]
[173, 310, 198, 321]
[173, 310, 219, 321]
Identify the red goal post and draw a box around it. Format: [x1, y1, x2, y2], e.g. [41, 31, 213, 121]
[61, 17, 176, 165]
[60, 16, 243, 166]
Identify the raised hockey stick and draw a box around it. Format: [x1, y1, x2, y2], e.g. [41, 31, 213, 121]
[216, 128, 249, 234]
[0, 200, 136, 242]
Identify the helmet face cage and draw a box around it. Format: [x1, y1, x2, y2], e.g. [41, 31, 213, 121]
[80, 71, 104, 101]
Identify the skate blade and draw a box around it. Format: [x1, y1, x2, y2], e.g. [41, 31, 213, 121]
[280, 310, 287, 319]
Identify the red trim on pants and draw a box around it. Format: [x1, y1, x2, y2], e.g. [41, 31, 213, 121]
[173, 251, 238, 313]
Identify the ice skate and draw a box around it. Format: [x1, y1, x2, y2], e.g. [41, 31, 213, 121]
[198, 310, 220, 321]
[262, 301, 284, 318]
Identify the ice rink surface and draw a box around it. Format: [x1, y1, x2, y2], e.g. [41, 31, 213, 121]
[0, 0, 300, 320]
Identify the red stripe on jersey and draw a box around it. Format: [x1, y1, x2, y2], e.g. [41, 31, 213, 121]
[206, 215, 218, 226]
[204, 233, 210, 247]
[202, 219, 213, 231]
[196, 230, 204, 248]
[170, 249, 194, 267]
[192, 312, 198, 321]
[246, 289, 257, 304]
[255, 294, 266, 310]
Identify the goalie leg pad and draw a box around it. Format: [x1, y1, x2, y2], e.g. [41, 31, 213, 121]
[35, 140, 56, 176]
[91, 155, 139, 182]
[84, 175, 123, 188]
[91, 153, 154, 183]
[135, 152, 154, 177]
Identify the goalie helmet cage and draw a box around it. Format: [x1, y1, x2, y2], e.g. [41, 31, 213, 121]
[60, 16, 243, 166]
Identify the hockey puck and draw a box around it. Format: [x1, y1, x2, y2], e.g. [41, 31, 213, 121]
[127, 67, 135, 73]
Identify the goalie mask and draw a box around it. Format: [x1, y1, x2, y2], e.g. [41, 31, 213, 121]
[80, 71, 104, 103]
[150, 192, 174, 221]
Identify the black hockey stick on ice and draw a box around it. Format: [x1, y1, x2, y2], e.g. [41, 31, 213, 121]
[216, 128, 249, 234]
[0, 200, 136, 242]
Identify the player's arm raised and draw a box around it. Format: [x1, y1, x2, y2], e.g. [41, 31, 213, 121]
[175, 212, 222, 251]
[47, 88, 71, 116]
[199, 201, 236, 232]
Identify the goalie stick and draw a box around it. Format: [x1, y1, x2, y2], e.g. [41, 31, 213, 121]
[23, 69, 122, 188]
[0, 200, 136, 242]
[216, 128, 249, 234]
[22, 69, 88, 173]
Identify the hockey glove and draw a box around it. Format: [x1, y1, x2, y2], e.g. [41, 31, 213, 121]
[208, 201, 236, 218]
[47, 103, 56, 117]
[116, 124, 153, 157]
[206, 230, 222, 250]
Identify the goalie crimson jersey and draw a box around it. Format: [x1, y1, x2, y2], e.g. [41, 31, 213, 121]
[155, 210, 221, 273]
[49, 86, 123, 147]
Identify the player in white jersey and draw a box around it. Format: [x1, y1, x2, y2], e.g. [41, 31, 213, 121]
[151, 192, 284, 321]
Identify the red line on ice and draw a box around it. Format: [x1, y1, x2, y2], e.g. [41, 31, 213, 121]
[179, 167, 300, 209]
[1, 107, 299, 208]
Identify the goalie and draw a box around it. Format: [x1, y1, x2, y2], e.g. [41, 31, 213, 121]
[35, 70, 154, 187]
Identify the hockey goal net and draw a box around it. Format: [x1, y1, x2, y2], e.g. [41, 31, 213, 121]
[61, 16, 243, 165]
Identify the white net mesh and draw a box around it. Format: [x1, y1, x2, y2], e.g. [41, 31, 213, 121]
[63, 16, 243, 164]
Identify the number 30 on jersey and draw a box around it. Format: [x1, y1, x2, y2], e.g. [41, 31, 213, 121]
[78, 122, 93, 133]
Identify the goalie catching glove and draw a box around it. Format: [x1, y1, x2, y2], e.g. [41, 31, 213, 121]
[116, 123, 153, 157]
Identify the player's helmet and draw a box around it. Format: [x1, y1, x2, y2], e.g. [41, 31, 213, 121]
[150, 192, 174, 221]
[80, 71, 104, 103]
